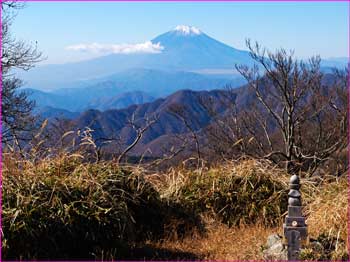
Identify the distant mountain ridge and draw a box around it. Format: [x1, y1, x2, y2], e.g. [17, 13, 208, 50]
[35, 106, 79, 120]
[18, 26, 347, 91]
[25, 69, 244, 114]
[86, 91, 155, 111]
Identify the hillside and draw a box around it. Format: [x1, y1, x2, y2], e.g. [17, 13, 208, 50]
[47, 71, 341, 162]
[71, 88, 238, 156]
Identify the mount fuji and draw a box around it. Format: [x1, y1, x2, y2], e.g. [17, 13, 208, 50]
[143, 25, 253, 71]
[18, 25, 253, 90]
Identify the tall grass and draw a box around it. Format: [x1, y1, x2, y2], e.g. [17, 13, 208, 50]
[155, 159, 291, 226]
[2, 130, 348, 260]
[2, 150, 203, 259]
[3, 154, 144, 259]
[301, 176, 348, 260]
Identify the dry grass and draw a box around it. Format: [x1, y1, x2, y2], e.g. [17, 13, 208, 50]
[150, 216, 279, 260]
[2, 150, 204, 260]
[148, 175, 349, 260]
[306, 177, 348, 240]
[303, 176, 349, 260]
[153, 159, 292, 226]
[2, 153, 150, 259]
[148, 160, 348, 260]
[2, 138, 348, 261]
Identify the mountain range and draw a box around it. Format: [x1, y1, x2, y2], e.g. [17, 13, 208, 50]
[72, 88, 239, 157]
[24, 69, 244, 114]
[57, 72, 341, 160]
[18, 25, 347, 136]
[21, 25, 261, 115]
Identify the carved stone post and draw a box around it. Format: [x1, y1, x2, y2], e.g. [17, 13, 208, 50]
[283, 174, 308, 260]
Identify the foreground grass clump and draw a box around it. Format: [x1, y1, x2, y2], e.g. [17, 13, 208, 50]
[3, 155, 147, 259]
[2, 153, 202, 260]
[301, 177, 349, 260]
[157, 160, 290, 226]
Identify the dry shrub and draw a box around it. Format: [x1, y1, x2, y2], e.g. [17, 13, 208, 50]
[157, 159, 291, 226]
[2, 126, 206, 260]
[147, 160, 348, 260]
[2, 152, 204, 260]
[2, 155, 140, 259]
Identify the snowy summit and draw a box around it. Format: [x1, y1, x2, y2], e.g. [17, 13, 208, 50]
[174, 25, 202, 35]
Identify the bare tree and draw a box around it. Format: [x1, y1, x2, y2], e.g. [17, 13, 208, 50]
[117, 113, 158, 164]
[235, 40, 348, 174]
[146, 134, 189, 169]
[198, 86, 246, 162]
[1, 1, 43, 146]
[168, 104, 202, 168]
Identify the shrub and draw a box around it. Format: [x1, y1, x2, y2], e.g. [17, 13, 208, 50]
[3, 157, 133, 259]
[161, 160, 290, 226]
[2, 153, 203, 260]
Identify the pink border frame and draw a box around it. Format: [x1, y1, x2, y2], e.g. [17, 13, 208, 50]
[7, 0, 350, 2]
[0, 1, 349, 261]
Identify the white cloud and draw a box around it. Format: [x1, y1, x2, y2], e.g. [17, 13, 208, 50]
[66, 41, 164, 54]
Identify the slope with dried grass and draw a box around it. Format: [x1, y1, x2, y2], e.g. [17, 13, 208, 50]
[2, 145, 348, 260]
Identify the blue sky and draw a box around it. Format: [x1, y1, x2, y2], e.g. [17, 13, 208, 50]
[11, 1, 349, 64]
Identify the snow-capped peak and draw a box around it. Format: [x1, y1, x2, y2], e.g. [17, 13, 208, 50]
[174, 25, 202, 35]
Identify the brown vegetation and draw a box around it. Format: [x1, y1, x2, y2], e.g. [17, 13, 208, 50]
[2, 143, 348, 260]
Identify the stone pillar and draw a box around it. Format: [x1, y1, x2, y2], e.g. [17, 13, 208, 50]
[283, 174, 308, 260]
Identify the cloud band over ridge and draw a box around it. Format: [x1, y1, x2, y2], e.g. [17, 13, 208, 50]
[66, 41, 164, 54]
